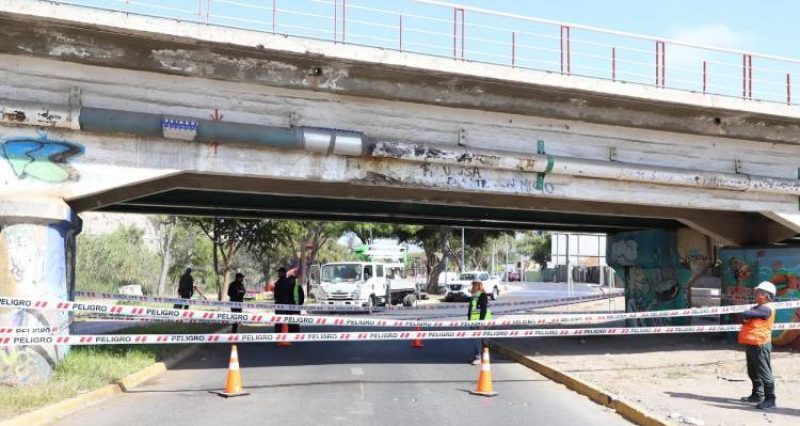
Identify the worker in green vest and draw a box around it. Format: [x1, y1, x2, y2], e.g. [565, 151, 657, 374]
[468, 280, 492, 365]
[275, 267, 305, 333]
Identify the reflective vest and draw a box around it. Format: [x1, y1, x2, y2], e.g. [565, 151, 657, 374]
[293, 281, 301, 305]
[738, 303, 775, 346]
[469, 291, 492, 321]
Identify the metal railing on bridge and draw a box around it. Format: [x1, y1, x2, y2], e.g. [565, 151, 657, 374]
[53, 0, 800, 106]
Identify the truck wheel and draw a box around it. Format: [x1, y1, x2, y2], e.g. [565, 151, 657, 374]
[491, 286, 499, 300]
[402, 293, 416, 307]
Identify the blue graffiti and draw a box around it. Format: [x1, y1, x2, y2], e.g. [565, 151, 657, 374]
[1, 134, 84, 183]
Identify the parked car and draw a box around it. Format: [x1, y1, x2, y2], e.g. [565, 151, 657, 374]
[444, 271, 500, 301]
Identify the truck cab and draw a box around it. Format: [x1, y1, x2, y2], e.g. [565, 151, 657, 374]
[318, 261, 417, 308]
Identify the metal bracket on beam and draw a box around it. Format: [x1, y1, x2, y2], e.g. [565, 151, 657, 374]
[68, 87, 82, 108]
[458, 128, 467, 146]
[288, 111, 298, 127]
[735, 158, 743, 174]
[536, 139, 552, 191]
[609, 147, 617, 162]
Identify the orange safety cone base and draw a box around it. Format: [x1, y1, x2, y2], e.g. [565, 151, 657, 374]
[468, 389, 498, 397]
[213, 390, 251, 398]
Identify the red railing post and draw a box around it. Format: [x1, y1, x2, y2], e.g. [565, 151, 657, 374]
[342, 0, 346, 44]
[612, 47, 616, 81]
[334, 0, 338, 43]
[452, 8, 465, 60]
[787, 73, 791, 105]
[560, 25, 571, 75]
[748, 55, 753, 98]
[703, 60, 707, 93]
[655, 41, 665, 87]
[399, 14, 403, 51]
[453, 8, 457, 59]
[742, 54, 753, 99]
[512, 31, 516, 67]
[461, 9, 465, 60]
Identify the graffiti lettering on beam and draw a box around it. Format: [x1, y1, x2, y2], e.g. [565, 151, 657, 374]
[1, 134, 84, 183]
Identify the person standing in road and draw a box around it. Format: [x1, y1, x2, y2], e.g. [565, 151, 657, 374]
[467, 280, 491, 365]
[228, 272, 246, 333]
[174, 267, 194, 309]
[274, 267, 305, 333]
[738, 281, 777, 410]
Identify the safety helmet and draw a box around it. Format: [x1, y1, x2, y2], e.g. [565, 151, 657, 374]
[755, 281, 776, 296]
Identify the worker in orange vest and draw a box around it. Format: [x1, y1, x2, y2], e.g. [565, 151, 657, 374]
[738, 281, 777, 410]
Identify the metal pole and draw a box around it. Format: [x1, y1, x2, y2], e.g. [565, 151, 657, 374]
[566, 233, 571, 312]
[504, 235, 509, 283]
[461, 227, 465, 272]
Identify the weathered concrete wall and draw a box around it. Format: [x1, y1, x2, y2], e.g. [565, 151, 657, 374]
[608, 228, 714, 326]
[720, 246, 800, 349]
[0, 198, 79, 385]
[4, 0, 800, 145]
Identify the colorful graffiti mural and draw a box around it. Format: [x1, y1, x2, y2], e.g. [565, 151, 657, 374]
[0, 218, 75, 384]
[608, 228, 714, 326]
[1, 133, 84, 183]
[721, 247, 800, 349]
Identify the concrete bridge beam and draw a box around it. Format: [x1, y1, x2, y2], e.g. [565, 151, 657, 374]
[0, 197, 79, 385]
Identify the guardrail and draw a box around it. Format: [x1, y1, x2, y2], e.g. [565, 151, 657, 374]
[53, 0, 800, 106]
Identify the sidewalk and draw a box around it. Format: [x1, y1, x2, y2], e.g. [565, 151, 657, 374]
[498, 305, 800, 426]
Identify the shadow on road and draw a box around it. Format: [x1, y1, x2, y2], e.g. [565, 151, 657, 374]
[665, 391, 800, 416]
[125, 378, 546, 394]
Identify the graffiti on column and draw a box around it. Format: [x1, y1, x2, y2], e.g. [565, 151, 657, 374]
[608, 229, 701, 326]
[721, 248, 800, 349]
[1, 134, 84, 183]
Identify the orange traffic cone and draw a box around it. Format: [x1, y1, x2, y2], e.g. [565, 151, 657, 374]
[277, 323, 292, 347]
[469, 346, 498, 397]
[410, 325, 424, 348]
[214, 344, 249, 398]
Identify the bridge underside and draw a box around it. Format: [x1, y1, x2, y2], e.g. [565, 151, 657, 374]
[70, 173, 793, 240]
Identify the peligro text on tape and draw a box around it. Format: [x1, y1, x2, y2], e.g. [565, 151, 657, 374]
[3, 296, 800, 330]
[73, 290, 621, 312]
[4, 322, 800, 346]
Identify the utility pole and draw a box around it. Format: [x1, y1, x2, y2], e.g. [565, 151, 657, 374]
[461, 227, 465, 272]
[504, 234, 509, 283]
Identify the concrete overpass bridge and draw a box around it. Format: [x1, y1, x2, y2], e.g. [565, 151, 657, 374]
[2, 0, 800, 382]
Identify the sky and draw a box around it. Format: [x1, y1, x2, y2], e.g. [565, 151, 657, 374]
[64, 0, 800, 102]
[455, 0, 793, 57]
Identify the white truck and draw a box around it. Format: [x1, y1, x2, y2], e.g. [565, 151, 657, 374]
[317, 261, 418, 308]
[444, 271, 501, 302]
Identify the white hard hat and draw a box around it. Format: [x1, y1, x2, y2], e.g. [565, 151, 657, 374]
[755, 281, 777, 296]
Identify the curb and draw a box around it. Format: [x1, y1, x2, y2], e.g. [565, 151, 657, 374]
[1, 342, 207, 426]
[489, 342, 674, 426]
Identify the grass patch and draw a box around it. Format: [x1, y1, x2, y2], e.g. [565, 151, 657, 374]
[0, 322, 219, 417]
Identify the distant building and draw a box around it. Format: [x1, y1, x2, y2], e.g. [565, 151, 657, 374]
[549, 233, 607, 268]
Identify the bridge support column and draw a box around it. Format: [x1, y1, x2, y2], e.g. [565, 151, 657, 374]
[607, 227, 715, 326]
[0, 197, 81, 385]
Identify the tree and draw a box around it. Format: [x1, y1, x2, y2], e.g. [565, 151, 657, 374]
[76, 225, 160, 294]
[182, 217, 285, 300]
[517, 231, 552, 269]
[151, 216, 176, 296]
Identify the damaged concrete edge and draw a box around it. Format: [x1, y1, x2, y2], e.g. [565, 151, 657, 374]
[488, 342, 674, 426]
[0, 341, 208, 426]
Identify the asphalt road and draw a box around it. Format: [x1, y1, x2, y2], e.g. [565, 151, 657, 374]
[55, 323, 629, 426]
